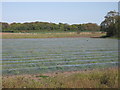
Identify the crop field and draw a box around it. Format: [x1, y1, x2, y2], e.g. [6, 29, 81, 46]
[2, 37, 118, 75]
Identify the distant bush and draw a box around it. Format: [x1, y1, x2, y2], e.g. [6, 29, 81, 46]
[1, 22, 100, 33]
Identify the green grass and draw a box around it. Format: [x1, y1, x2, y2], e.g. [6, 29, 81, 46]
[108, 37, 120, 39]
[2, 67, 118, 88]
[36, 75, 49, 78]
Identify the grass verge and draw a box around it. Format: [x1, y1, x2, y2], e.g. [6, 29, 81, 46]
[1, 32, 106, 39]
[2, 67, 118, 88]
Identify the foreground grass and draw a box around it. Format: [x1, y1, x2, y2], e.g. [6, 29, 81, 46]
[1, 32, 106, 39]
[2, 67, 118, 88]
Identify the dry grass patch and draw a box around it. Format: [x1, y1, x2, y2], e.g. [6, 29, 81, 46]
[1, 32, 106, 39]
[2, 67, 118, 88]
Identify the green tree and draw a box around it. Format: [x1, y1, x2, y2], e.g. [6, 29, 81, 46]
[100, 10, 119, 37]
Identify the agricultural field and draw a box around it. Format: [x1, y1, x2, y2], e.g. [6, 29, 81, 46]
[1, 33, 119, 88]
[2, 37, 118, 75]
[1, 2, 119, 88]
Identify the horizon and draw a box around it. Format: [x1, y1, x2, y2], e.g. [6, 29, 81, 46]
[2, 2, 118, 25]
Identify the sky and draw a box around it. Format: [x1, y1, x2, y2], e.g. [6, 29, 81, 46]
[2, 2, 118, 25]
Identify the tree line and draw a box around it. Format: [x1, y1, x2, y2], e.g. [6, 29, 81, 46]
[1, 22, 100, 33]
[1, 10, 119, 37]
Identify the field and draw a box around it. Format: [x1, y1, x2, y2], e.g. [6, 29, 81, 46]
[1, 32, 119, 88]
[1, 32, 106, 39]
[2, 37, 118, 75]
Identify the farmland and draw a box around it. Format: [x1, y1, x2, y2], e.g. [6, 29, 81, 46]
[1, 2, 119, 88]
[2, 37, 118, 75]
[1, 32, 118, 88]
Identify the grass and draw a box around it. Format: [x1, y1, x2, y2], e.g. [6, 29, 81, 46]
[1, 32, 106, 39]
[100, 35, 120, 39]
[36, 75, 49, 78]
[2, 67, 118, 88]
